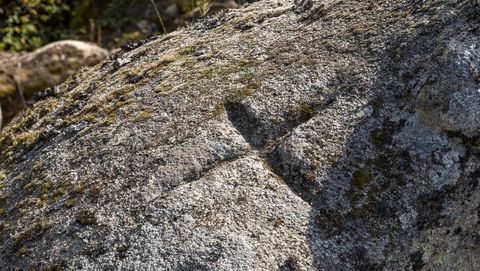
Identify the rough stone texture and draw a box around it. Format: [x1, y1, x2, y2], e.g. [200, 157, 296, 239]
[0, 0, 479, 270]
[0, 40, 108, 126]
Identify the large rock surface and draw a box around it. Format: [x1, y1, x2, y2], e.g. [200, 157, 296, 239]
[0, 0, 479, 270]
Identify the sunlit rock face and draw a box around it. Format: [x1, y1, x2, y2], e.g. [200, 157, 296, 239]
[0, 1, 479, 270]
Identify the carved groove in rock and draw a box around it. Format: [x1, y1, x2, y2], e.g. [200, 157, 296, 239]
[225, 95, 337, 204]
[224, 101, 266, 149]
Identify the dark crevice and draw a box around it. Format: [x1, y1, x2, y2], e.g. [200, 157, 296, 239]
[180, 152, 248, 187]
[146, 152, 250, 205]
[224, 101, 266, 149]
[224, 96, 336, 151]
[266, 149, 318, 204]
[410, 250, 425, 271]
[224, 96, 337, 204]
[269, 97, 336, 204]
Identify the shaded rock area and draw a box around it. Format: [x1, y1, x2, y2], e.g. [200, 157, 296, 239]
[0, 0, 479, 270]
[0, 40, 108, 127]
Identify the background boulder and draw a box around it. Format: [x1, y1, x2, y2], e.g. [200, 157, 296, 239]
[0, 40, 108, 126]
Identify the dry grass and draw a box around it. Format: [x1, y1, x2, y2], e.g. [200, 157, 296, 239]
[196, 0, 212, 16]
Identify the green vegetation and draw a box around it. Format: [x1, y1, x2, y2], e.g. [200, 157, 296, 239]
[0, 0, 232, 51]
[148, 0, 167, 34]
[0, 0, 71, 51]
[0, 0, 149, 50]
[196, 0, 212, 16]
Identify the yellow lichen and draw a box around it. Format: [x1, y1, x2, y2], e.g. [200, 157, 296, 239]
[45, 262, 68, 271]
[13, 130, 42, 146]
[212, 102, 225, 117]
[154, 83, 174, 94]
[24, 178, 41, 193]
[64, 197, 76, 208]
[134, 108, 154, 122]
[16, 246, 29, 256]
[0, 221, 9, 232]
[0, 171, 6, 182]
[40, 180, 53, 195]
[143, 53, 179, 77]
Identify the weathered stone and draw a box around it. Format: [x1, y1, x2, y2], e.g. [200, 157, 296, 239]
[0, 0, 479, 270]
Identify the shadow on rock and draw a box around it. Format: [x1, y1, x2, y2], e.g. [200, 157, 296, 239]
[305, 4, 480, 270]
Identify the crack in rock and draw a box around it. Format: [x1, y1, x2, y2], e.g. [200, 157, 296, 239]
[224, 96, 336, 204]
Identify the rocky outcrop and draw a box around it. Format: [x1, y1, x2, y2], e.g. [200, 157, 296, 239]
[0, 0, 479, 270]
[0, 40, 108, 127]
